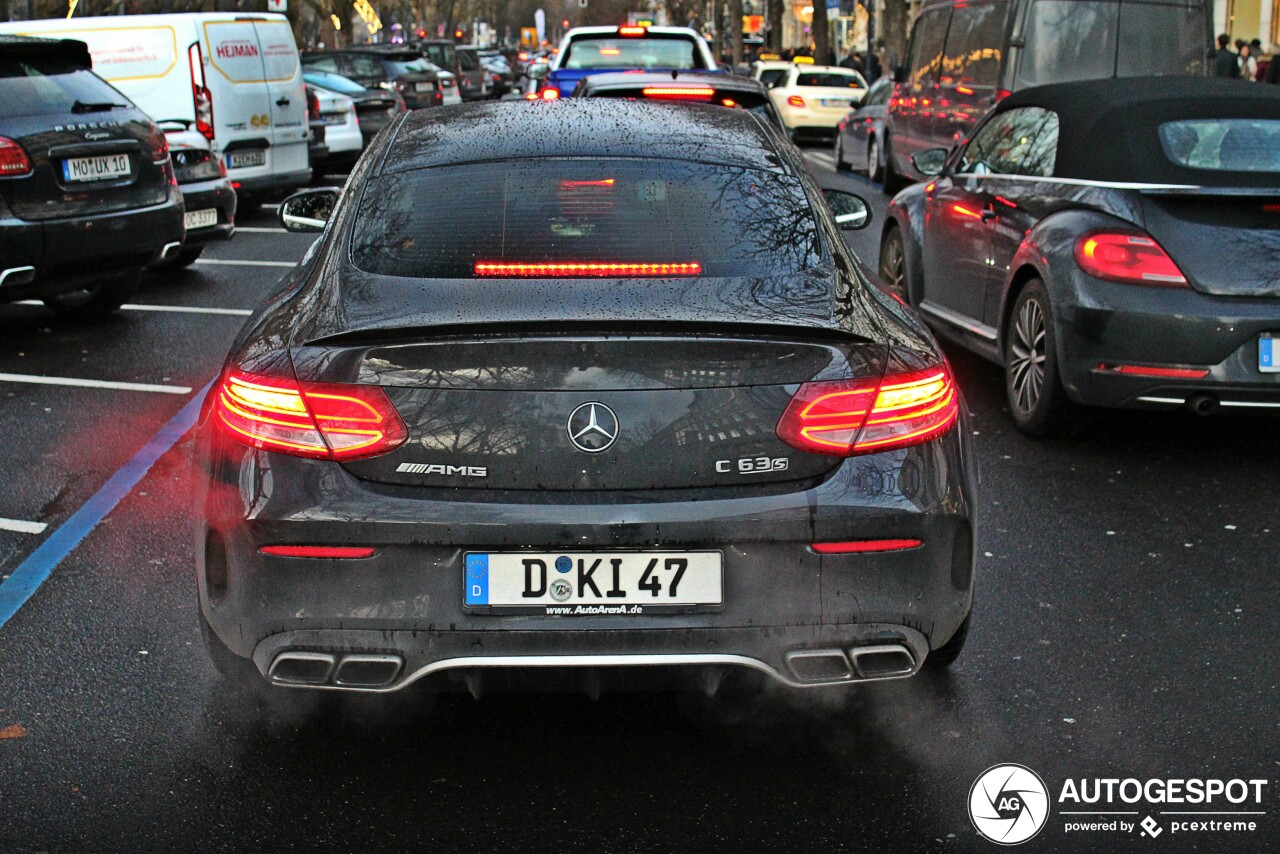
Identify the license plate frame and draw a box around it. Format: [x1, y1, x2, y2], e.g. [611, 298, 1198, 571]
[62, 153, 132, 183]
[226, 150, 266, 169]
[1261, 333, 1278, 373]
[463, 550, 724, 615]
[184, 208, 217, 230]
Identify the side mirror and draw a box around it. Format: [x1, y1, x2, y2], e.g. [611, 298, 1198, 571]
[824, 189, 871, 230]
[911, 147, 948, 177]
[279, 187, 339, 233]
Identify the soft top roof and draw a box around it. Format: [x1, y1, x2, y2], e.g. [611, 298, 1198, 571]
[380, 99, 782, 174]
[997, 76, 1280, 187]
[0, 35, 93, 68]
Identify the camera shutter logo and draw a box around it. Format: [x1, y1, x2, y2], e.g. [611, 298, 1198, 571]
[969, 764, 1050, 845]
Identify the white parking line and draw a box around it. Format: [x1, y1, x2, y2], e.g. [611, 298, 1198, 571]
[0, 373, 192, 395]
[14, 301, 250, 317]
[194, 258, 295, 268]
[235, 227, 289, 234]
[0, 518, 47, 535]
[807, 151, 836, 166]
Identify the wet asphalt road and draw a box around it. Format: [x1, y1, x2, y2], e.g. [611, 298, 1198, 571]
[0, 144, 1277, 853]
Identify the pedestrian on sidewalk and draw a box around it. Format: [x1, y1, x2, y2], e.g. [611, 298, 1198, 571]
[1238, 43, 1258, 81]
[1213, 33, 1240, 78]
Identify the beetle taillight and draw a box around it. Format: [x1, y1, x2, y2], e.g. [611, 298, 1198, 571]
[1073, 230, 1188, 286]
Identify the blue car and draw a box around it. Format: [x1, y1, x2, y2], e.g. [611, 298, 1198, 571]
[542, 25, 723, 100]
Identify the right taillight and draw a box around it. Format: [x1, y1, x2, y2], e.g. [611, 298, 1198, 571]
[0, 137, 32, 177]
[307, 88, 321, 120]
[189, 43, 215, 141]
[776, 366, 959, 456]
[1073, 230, 1188, 286]
[213, 369, 408, 461]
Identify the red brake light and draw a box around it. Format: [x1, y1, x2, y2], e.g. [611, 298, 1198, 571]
[213, 369, 408, 461]
[641, 86, 715, 101]
[0, 137, 32, 177]
[721, 98, 737, 107]
[525, 92, 539, 100]
[518, 52, 529, 61]
[1094, 363, 1209, 379]
[541, 87, 560, 100]
[259, 545, 377, 559]
[189, 43, 215, 141]
[1074, 231, 1188, 286]
[147, 124, 169, 163]
[811, 539, 923, 554]
[787, 95, 806, 108]
[474, 261, 701, 277]
[618, 26, 647, 36]
[996, 88, 1012, 100]
[776, 366, 959, 456]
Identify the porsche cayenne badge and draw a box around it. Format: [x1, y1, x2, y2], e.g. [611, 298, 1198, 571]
[567, 402, 618, 453]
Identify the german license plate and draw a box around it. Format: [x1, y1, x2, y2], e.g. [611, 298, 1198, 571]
[1261, 334, 1278, 373]
[415, 82, 433, 92]
[464, 551, 723, 615]
[226, 150, 266, 169]
[820, 98, 850, 108]
[62, 153, 131, 183]
[184, 208, 217, 230]
[320, 113, 346, 125]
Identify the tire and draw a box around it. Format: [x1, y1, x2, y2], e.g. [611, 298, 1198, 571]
[149, 246, 203, 271]
[43, 267, 140, 319]
[1004, 278, 1071, 436]
[834, 135, 851, 171]
[926, 614, 970, 669]
[199, 609, 267, 691]
[868, 136, 884, 182]
[878, 225, 911, 305]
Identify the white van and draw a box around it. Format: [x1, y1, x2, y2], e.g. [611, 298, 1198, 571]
[0, 13, 311, 203]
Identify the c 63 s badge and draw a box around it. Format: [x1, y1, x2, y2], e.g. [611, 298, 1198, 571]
[716, 456, 789, 475]
[396, 463, 488, 478]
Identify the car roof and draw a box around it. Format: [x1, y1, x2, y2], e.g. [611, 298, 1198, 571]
[564, 25, 706, 37]
[580, 72, 769, 95]
[380, 99, 784, 175]
[0, 34, 93, 67]
[997, 76, 1280, 186]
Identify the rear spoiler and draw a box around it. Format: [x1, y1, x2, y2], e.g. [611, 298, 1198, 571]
[1139, 185, 1280, 197]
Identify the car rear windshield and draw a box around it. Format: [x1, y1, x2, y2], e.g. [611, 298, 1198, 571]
[563, 35, 701, 70]
[1159, 120, 1280, 173]
[0, 56, 128, 118]
[795, 72, 865, 89]
[305, 71, 366, 95]
[421, 43, 458, 70]
[384, 57, 432, 76]
[350, 159, 822, 278]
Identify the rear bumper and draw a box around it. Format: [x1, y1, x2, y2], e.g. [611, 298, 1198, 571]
[233, 168, 312, 201]
[177, 178, 237, 247]
[195, 417, 977, 690]
[1052, 268, 1280, 410]
[0, 194, 184, 302]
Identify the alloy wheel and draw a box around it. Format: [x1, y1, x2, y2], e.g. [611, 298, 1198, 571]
[879, 230, 908, 303]
[1008, 297, 1048, 415]
[868, 137, 879, 177]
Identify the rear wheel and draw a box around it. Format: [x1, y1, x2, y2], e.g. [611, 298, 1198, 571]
[43, 267, 139, 319]
[868, 136, 884, 182]
[878, 225, 910, 304]
[926, 614, 970, 669]
[881, 136, 907, 194]
[1004, 279, 1070, 436]
[834, 135, 851, 171]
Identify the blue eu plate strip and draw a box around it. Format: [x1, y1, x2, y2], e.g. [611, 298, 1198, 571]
[0, 381, 213, 630]
[1261, 336, 1274, 370]
[465, 554, 489, 605]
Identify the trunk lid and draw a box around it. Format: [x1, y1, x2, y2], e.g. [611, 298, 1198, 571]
[1142, 191, 1280, 298]
[292, 333, 886, 491]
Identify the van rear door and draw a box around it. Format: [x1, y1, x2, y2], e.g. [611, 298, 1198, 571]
[201, 18, 274, 180]
[251, 16, 309, 177]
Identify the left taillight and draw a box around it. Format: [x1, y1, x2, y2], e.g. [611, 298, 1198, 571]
[0, 137, 32, 177]
[1073, 230, 1188, 286]
[148, 124, 169, 163]
[787, 95, 806, 108]
[776, 365, 959, 456]
[189, 43, 215, 141]
[213, 369, 408, 461]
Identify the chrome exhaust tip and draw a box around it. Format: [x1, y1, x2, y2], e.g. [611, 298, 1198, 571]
[849, 644, 917, 680]
[333, 654, 403, 688]
[159, 241, 183, 261]
[0, 266, 36, 290]
[268, 651, 336, 686]
[785, 649, 854, 683]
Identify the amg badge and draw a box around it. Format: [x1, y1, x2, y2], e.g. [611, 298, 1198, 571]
[396, 463, 488, 478]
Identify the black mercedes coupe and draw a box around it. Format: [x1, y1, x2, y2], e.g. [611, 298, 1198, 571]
[193, 100, 976, 695]
[879, 77, 1280, 435]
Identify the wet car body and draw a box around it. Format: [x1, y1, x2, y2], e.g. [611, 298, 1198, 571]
[880, 77, 1280, 434]
[194, 100, 977, 695]
[0, 36, 184, 313]
[304, 70, 405, 147]
[572, 72, 786, 131]
[835, 76, 894, 180]
[301, 48, 443, 110]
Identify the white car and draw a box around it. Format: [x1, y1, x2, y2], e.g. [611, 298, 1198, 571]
[436, 70, 463, 106]
[307, 86, 362, 174]
[768, 65, 868, 141]
[750, 60, 794, 89]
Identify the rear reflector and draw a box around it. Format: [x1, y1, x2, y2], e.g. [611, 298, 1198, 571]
[1095, 363, 1210, 379]
[0, 137, 32, 177]
[474, 261, 701, 277]
[811, 539, 923, 554]
[260, 545, 376, 559]
[642, 86, 715, 101]
[776, 365, 959, 456]
[1074, 230, 1188, 286]
[214, 369, 408, 461]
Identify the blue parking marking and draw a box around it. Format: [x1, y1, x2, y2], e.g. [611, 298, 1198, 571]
[465, 554, 489, 605]
[0, 380, 213, 631]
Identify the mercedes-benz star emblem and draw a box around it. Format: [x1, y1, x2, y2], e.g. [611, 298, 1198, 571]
[566, 402, 619, 454]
